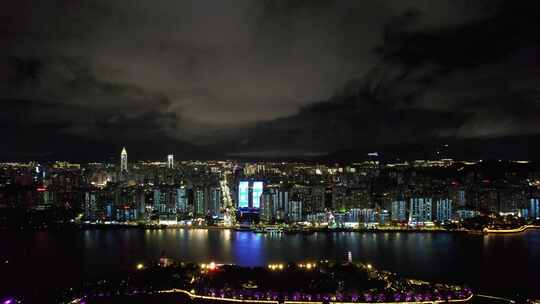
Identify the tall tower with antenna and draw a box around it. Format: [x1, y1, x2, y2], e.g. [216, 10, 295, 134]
[121, 147, 128, 173]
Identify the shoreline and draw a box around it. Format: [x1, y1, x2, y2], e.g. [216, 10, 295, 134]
[482, 225, 540, 234]
[3, 223, 540, 235]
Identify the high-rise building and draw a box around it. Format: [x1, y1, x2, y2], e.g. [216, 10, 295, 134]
[137, 191, 146, 217]
[120, 147, 128, 172]
[530, 198, 540, 219]
[377, 210, 391, 225]
[409, 198, 432, 224]
[252, 181, 263, 208]
[237, 181, 264, 209]
[153, 189, 161, 213]
[194, 188, 206, 216]
[277, 189, 289, 218]
[167, 154, 174, 169]
[457, 190, 466, 206]
[84, 192, 97, 221]
[359, 208, 376, 224]
[238, 181, 249, 208]
[436, 198, 453, 222]
[456, 208, 480, 220]
[287, 200, 303, 222]
[176, 187, 188, 214]
[260, 188, 275, 222]
[310, 186, 326, 212]
[209, 187, 222, 216]
[391, 200, 407, 221]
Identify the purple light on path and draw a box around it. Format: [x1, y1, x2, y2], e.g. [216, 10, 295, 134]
[3, 298, 14, 304]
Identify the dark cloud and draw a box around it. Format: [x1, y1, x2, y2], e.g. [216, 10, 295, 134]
[1, 0, 540, 160]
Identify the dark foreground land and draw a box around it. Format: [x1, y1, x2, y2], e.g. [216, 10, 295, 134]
[83, 294, 514, 304]
[56, 260, 474, 304]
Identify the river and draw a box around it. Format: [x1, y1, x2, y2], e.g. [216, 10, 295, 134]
[1, 229, 539, 299]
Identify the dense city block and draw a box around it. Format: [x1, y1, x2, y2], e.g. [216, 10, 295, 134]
[1, 149, 539, 232]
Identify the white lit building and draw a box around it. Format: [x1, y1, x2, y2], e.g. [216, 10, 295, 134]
[436, 199, 453, 222]
[409, 198, 432, 224]
[391, 200, 408, 221]
[120, 147, 128, 172]
[167, 154, 174, 169]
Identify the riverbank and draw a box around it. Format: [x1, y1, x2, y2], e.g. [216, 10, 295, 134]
[78, 223, 540, 235]
[4, 222, 540, 236]
[2, 228, 540, 300]
[76, 223, 474, 234]
[483, 225, 540, 234]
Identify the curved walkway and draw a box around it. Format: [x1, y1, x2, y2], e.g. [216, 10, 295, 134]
[158, 288, 474, 304]
[483, 225, 540, 234]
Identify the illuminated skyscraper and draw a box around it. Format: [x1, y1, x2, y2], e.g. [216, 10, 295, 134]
[84, 192, 97, 221]
[194, 188, 206, 216]
[436, 199, 453, 222]
[167, 154, 174, 169]
[409, 198, 432, 224]
[176, 187, 188, 213]
[531, 198, 540, 219]
[153, 189, 161, 212]
[391, 200, 407, 221]
[120, 147, 128, 172]
[260, 188, 275, 222]
[238, 181, 249, 208]
[252, 181, 263, 208]
[237, 181, 263, 209]
[210, 187, 222, 216]
[287, 200, 303, 222]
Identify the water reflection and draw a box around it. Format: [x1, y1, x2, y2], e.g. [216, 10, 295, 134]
[232, 232, 264, 266]
[3, 229, 540, 298]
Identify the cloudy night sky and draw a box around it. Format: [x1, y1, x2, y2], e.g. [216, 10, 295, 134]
[2, 0, 540, 161]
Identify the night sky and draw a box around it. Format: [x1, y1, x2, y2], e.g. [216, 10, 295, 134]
[2, 0, 540, 161]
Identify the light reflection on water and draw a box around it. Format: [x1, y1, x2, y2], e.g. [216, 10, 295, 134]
[2, 229, 540, 298]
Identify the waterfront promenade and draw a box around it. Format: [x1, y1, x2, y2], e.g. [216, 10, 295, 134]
[483, 225, 540, 234]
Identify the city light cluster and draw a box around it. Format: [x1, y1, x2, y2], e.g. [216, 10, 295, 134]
[267, 263, 284, 271]
[297, 262, 316, 270]
[200, 262, 217, 271]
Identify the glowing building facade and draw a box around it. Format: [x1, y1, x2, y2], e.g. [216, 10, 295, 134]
[252, 181, 263, 208]
[237, 181, 264, 209]
[409, 198, 432, 224]
[391, 200, 407, 221]
[238, 181, 249, 208]
[167, 154, 174, 169]
[436, 199, 453, 222]
[531, 198, 540, 219]
[120, 147, 128, 172]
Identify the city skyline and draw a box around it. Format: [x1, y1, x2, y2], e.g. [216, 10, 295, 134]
[3, 1, 540, 302]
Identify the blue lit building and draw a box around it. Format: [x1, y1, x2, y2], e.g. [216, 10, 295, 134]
[391, 200, 407, 222]
[176, 187, 188, 213]
[153, 189, 161, 212]
[530, 198, 540, 220]
[238, 181, 249, 208]
[237, 181, 264, 209]
[436, 199, 453, 222]
[252, 181, 263, 208]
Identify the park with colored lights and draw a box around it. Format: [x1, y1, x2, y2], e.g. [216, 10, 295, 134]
[61, 260, 475, 304]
